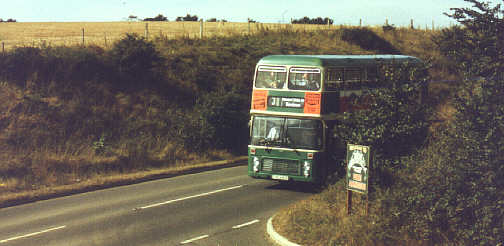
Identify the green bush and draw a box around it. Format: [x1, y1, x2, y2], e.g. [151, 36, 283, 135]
[389, 1, 504, 244]
[107, 33, 164, 89]
[341, 27, 400, 54]
[333, 62, 430, 175]
[0, 47, 43, 86]
[175, 90, 249, 153]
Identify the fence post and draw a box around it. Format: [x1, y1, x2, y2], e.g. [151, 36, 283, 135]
[199, 19, 204, 39]
[82, 28, 85, 46]
[359, 19, 362, 27]
[432, 20, 435, 30]
[410, 19, 414, 29]
[145, 22, 149, 39]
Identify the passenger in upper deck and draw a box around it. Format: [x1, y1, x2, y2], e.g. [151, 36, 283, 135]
[256, 71, 285, 89]
[268, 72, 284, 89]
[289, 73, 320, 91]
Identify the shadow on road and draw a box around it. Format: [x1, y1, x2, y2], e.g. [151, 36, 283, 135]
[264, 181, 321, 194]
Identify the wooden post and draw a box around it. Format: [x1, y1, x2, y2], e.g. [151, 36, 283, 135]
[248, 21, 251, 35]
[385, 18, 389, 26]
[366, 149, 372, 216]
[347, 190, 353, 215]
[410, 19, 414, 29]
[359, 19, 362, 27]
[432, 20, 435, 30]
[82, 28, 85, 46]
[145, 23, 149, 39]
[346, 159, 352, 215]
[366, 193, 369, 216]
[199, 19, 203, 39]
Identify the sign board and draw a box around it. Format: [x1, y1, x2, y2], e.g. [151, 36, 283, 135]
[346, 144, 371, 194]
[268, 96, 304, 109]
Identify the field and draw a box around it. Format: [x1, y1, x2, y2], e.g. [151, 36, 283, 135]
[0, 21, 342, 50]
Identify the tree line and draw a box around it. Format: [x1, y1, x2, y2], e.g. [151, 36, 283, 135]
[0, 18, 17, 22]
[137, 14, 332, 24]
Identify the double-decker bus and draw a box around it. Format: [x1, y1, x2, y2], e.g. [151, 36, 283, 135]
[248, 55, 423, 184]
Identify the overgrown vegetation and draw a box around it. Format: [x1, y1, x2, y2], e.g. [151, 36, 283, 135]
[0, 25, 440, 204]
[276, 0, 504, 245]
[291, 16, 334, 25]
[0, 10, 490, 245]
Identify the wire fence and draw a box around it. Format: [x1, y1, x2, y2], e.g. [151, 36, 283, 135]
[0, 19, 444, 52]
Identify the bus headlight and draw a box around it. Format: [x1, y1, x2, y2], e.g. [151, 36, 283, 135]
[303, 161, 311, 177]
[253, 157, 260, 172]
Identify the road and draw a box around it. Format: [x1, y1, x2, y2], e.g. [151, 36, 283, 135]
[0, 165, 315, 245]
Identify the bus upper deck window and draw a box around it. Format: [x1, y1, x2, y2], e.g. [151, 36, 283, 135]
[288, 68, 321, 91]
[255, 66, 287, 89]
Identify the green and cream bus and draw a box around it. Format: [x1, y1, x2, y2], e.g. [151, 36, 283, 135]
[248, 55, 423, 184]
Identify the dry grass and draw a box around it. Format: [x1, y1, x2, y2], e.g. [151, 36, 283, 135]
[0, 21, 346, 50]
[273, 181, 377, 246]
[0, 79, 244, 208]
[0, 156, 247, 208]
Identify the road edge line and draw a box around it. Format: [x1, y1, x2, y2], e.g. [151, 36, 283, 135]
[0, 156, 248, 209]
[267, 216, 301, 246]
[0, 225, 66, 243]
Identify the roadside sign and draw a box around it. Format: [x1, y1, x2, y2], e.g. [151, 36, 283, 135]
[346, 144, 371, 194]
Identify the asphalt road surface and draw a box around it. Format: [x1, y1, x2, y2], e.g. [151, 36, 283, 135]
[0, 165, 316, 245]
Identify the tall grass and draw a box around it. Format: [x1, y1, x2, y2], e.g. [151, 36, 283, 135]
[0, 25, 451, 207]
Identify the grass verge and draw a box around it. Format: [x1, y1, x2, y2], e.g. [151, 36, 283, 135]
[0, 156, 247, 208]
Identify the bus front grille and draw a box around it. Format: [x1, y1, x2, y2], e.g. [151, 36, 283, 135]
[261, 158, 300, 175]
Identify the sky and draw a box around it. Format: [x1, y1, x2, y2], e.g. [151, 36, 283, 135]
[1, 0, 475, 27]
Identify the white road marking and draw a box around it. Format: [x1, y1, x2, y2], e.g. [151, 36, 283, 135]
[180, 234, 209, 244]
[232, 219, 260, 229]
[0, 225, 66, 244]
[136, 185, 243, 210]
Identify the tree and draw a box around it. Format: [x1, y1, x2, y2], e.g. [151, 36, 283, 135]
[144, 14, 168, 21]
[0, 18, 16, 22]
[107, 33, 164, 88]
[127, 15, 138, 21]
[205, 18, 227, 22]
[396, 1, 504, 244]
[291, 16, 333, 24]
[176, 14, 198, 22]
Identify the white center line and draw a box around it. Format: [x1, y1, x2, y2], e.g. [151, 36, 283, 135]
[232, 219, 260, 229]
[180, 234, 209, 244]
[135, 185, 243, 210]
[0, 225, 67, 244]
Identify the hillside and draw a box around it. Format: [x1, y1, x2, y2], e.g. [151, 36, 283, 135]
[0, 26, 449, 206]
[3, 20, 498, 246]
[272, 2, 504, 245]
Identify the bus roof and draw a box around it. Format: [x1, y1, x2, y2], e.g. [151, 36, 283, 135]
[257, 55, 422, 67]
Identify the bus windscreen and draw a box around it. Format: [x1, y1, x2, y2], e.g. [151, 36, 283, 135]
[251, 116, 322, 150]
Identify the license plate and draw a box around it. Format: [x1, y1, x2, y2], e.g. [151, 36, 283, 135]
[272, 175, 289, 181]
